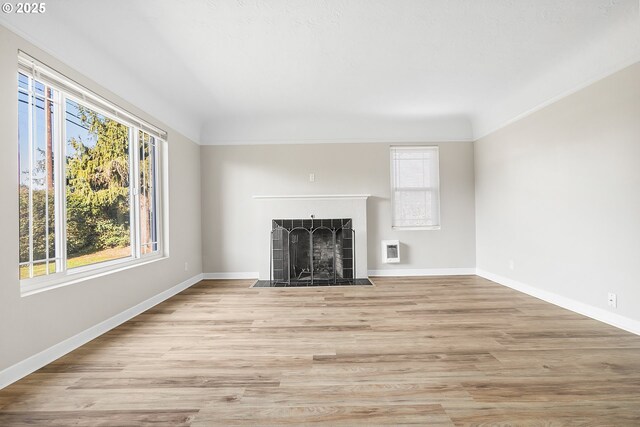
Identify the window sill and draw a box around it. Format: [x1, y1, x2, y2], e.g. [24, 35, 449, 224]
[20, 254, 168, 297]
[392, 226, 441, 231]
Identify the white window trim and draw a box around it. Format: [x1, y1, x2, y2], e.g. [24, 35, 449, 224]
[18, 53, 168, 296]
[21, 255, 167, 297]
[390, 145, 442, 231]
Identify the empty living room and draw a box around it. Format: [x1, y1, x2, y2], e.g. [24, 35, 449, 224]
[1, 1, 640, 425]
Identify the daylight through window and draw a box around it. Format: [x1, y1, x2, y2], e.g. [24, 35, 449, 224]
[390, 146, 441, 229]
[18, 53, 165, 289]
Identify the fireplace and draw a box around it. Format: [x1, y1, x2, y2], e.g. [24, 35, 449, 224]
[270, 217, 355, 285]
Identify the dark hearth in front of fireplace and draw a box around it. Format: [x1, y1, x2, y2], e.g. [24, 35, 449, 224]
[252, 278, 372, 287]
[268, 217, 364, 287]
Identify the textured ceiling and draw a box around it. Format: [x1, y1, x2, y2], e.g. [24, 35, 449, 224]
[2, 0, 639, 144]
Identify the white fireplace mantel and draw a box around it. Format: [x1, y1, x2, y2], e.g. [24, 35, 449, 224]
[253, 194, 370, 200]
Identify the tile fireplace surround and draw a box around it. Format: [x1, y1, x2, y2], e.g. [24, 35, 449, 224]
[252, 195, 369, 280]
[271, 218, 354, 284]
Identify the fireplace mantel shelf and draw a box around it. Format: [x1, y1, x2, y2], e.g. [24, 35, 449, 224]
[253, 194, 370, 200]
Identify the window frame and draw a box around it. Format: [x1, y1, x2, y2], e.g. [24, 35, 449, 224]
[18, 52, 167, 295]
[17, 72, 64, 280]
[390, 145, 441, 231]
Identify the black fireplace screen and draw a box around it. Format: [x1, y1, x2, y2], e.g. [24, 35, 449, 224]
[270, 218, 355, 285]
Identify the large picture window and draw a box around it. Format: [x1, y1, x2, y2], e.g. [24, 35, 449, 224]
[390, 146, 441, 229]
[18, 53, 165, 291]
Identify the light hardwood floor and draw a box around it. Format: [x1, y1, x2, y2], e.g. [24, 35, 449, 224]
[1, 276, 640, 425]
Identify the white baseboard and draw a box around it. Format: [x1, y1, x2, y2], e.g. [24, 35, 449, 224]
[476, 269, 640, 336]
[0, 273, 204, 390]
[203, 272, 259, 280]
[367, 268, 476, 277]
[206, 270, 475, 280]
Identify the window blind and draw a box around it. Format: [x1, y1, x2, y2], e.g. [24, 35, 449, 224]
[390, 146, 440, 229]
[18, 50, 167, 140]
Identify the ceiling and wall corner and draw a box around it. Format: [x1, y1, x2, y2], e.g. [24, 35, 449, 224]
[1, 0, 639, 145]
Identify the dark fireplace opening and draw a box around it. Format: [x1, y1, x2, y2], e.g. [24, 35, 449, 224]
[267, 217, 363, 286]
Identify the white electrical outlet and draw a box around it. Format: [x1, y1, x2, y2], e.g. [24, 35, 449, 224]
[184, 262, 189, 272]
[309, 173, 315, 182]
[509, 260, 515, 270]
[607, 292, 617, 308]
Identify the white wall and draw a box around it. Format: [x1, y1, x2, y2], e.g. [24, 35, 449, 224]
[475, 62, 640, 326]
[200, 115, 473, 145]
[200, 142, 476, 275]
[0, 25, 203, 372]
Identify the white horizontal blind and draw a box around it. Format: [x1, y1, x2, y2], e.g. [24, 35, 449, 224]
[18, 51, 167, 140]
[391, 146, 440, 229]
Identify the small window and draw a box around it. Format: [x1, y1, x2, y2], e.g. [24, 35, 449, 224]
[18, 52, 166, 292]
[390, 146, 440, 229]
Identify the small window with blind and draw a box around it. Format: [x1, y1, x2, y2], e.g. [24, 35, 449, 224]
[390, 146, 441, 230]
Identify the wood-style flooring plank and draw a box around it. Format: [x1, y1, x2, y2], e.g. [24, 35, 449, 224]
[0, 409, 197, 427]
[1, 276, 639, 425]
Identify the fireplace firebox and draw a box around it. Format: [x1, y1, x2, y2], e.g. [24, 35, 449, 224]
[269, 217, 355, 286]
